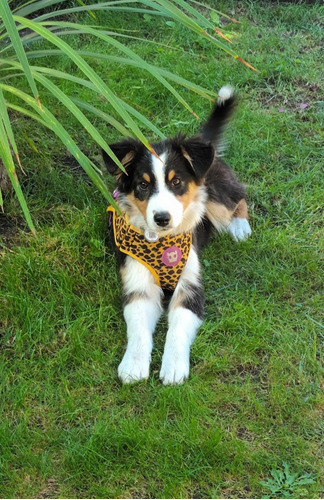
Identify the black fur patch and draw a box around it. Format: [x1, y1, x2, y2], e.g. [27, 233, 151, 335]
[205, 158, 246, 210]
[182, 284, 205, 319]
[193, 217, 214, 253]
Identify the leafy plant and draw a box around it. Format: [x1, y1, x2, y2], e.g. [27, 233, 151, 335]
[260, 462, 316, 499]
[0, 0, 256, 233]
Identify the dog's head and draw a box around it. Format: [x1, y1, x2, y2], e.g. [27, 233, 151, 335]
[103, 86, 236, 234]
[103, 135, 214, 234]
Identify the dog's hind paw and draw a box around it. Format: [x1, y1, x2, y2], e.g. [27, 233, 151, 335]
[227, 217, 252, 242]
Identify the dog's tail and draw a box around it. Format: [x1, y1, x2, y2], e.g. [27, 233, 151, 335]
[201, 85, 236, 153]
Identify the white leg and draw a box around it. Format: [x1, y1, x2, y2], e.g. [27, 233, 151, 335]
[160, 307, 202, 385]
[226, 217, 252, 242]
[160, 246, 203, 385]
[118, 256, 162, 383]
[118, 299, 161, 383]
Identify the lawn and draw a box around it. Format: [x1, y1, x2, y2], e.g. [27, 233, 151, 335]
[0, 1, 323, 498]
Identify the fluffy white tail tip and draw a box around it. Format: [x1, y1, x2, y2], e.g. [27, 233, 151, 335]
[217, 85, 234, 103]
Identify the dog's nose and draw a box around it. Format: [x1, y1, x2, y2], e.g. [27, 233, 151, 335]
[154, 211, 171, 227]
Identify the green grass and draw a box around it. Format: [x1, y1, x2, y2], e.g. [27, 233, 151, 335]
[0, 1, 323, 498]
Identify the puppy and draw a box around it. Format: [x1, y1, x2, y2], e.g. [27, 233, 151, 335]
[103, 86, 251, 385]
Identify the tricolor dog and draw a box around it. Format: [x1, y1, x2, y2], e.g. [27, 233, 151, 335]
[103, 86, 251, 385]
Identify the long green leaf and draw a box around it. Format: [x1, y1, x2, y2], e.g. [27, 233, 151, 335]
[0, 83, 119, 211]
[70, 98, 132, 138]
[13, 16, 159, 154]
[3, 1, 255, 69]
[2, 58, 166, 139]
[6, 101, 54, 129]
[29, 70, 126, 172]
[6, 58, 166, 138]
[13, 0, 65, 17]
[0, 24, 158, 51]
[167, 0, 216, 29]
[34, 4, 162, 22]
[10, 28, 207, 63]
[14, 0, 158, 18]
[20, 19, 200, 117]
[0, 116, 35, 233]
[22, 49, 216, 100]
[143, 0, 236, 56]
[49, 4, 255, 70]
[141, 0, 254, 68]
[80, 52, 216, 100]
[0, 1, 40, 101]
[0, 87, 23, 170]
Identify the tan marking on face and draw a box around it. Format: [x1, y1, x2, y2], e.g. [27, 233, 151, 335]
[127, 192, 148, 218]
[233, 198, 249, 219]
[143, 173, 150, 183]
[176, 181, 199, 211]
[168, 169, 176, 182]
[206, 200, 233, 226]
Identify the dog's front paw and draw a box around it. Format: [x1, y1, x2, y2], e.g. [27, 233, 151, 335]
[227, 217, 252, 242]
[159, 351, 190, 386]
[118, 352, 150, 384]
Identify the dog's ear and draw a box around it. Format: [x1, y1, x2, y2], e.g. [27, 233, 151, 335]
[181, 137, 215, 179]
[102, 138, 144, 175]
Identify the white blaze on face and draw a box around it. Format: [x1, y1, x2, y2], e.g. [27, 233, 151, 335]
[146, 152, 184, 230]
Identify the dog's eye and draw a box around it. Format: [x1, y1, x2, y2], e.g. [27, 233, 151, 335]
[172, 177, 181, 186]
[139, 181, 149, 190]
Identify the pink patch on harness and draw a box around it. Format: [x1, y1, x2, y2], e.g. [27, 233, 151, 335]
[162, 246, 182, 267]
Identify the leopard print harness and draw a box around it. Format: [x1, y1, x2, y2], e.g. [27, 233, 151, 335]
[108, 206, 192, 291]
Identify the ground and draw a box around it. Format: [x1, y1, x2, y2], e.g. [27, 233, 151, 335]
[0, 1, 323, 498]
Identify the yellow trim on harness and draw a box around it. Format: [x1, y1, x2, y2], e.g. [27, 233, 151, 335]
[108, 206, 192, 291]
